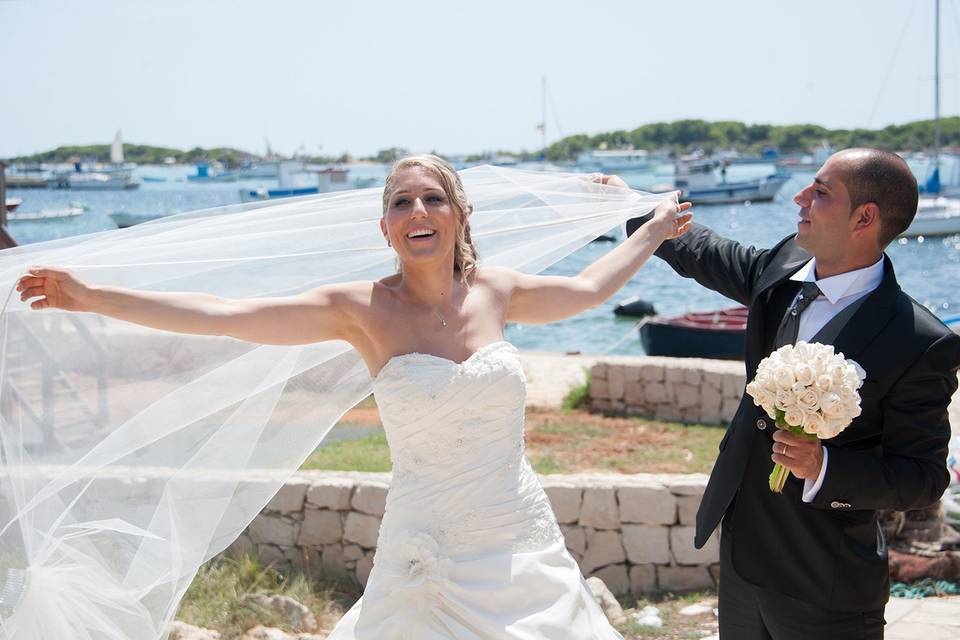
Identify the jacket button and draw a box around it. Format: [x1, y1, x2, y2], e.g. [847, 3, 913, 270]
[756, 418, 766, 430]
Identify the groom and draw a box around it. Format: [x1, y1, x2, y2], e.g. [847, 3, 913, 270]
[627, 148, 960, 638]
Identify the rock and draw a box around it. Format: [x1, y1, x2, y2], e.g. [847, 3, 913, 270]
[618, 484, 676, 525]
[579, 486, 619, 530]
[560, 524, 587, 555]
[355, 555, 374, 586]
[676, 495, 701, 526]
[581, 530, 626, 574]
[343, 512, 381, 548]
[586, 577, 627, 627]
[227, 533, 255, 559]
[351, 482, 388, 517]
[265, 479, 309, 513]
[343, 544, 364, 562]
[168, 621, 221, 640]
[306, 479, 354, 510]
[629, 564, 657, 594]
[249, 515, 298, 547]
[657, 565, 714, 592]
[621, 525, 670, 564]
[245, 594, 318, 632]
[592, 563, 630, 596]
[544, 484, 583, 524]
[670, 527, 719, 565]
[298, 509, 343, 546]
[240, 626, 294, 640]
[678, 602, 715, 616]
[608, 367, 625, 400]
[630, 605, 663, 628]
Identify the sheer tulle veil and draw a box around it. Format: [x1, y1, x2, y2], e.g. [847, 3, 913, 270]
[0, 165, 665, 639]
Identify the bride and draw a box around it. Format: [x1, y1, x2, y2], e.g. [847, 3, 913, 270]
[17, 155, 691, 638]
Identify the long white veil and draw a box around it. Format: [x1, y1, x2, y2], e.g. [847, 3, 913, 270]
[0, 165, 665, 639]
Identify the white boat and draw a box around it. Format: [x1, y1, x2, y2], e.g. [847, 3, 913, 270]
[108, 211, 169, 228]
[902, 0, 960, 238]
[53, 130, 140, 190]
[674, 157, 790, 205]
[901, 197, 960, 237]
[64, 170, 139, 190]
[8, 206, 85, 222]
[577, 149, 657, 172]
[240, 165, 351, 202]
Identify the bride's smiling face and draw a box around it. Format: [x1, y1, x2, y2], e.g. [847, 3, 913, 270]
[381, 167, 458, 266]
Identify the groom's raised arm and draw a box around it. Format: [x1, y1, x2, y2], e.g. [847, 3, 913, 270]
[626, 218, 780, 306]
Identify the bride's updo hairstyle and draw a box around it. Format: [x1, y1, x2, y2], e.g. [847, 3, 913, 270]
[382, 154, 479, 286]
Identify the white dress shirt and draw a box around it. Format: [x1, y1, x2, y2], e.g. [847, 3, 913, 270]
[789, 256, 886, 502]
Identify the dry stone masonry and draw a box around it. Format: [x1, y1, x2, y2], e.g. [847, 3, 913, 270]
[588, 356, 746, 425]
[225, 471, 719, 595]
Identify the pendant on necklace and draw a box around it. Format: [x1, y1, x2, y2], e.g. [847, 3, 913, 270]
[440, 318, 448, 327]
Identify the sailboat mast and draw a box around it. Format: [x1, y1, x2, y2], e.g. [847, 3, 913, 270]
[934, 0, 941, 172]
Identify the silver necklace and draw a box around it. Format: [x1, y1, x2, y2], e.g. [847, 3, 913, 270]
[435, 310, 448, 327]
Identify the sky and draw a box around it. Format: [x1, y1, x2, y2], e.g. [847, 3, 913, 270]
[2, 0, 959, 158]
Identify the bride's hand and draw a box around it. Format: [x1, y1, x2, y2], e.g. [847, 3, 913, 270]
[649, 193, 693, 240]
[16, 266, 93, 312]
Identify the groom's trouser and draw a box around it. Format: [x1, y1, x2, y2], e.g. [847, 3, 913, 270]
[718, 502, 886, 639]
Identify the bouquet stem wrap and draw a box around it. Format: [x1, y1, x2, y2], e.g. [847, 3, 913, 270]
[769, 410, 818, 493]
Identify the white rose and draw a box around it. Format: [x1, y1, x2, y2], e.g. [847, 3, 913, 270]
[775, 388, 795, 412]
[794, 362, 816, 386]
[822, 418, 849, 439]
[815, 374, 833, 392]
[773, 364, 796, 389]
[820, 392, 844, 418]
[801, 410, 826, 435]
[783, 407, 805, 427]
[796, 387, 821, 412]
[761, 401, 777, 419]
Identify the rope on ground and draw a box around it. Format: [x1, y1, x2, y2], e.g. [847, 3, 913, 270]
[890, 579, 960, 599]
[602, 318, 648, 355]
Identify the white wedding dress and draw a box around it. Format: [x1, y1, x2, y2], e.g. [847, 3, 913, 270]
[328, 341, 622, 639]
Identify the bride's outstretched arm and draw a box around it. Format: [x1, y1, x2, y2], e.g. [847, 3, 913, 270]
[503, 186, 691, 324]
[16, 266, 367, 345]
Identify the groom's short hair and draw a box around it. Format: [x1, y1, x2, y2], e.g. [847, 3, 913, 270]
[838, 148, 918, 247]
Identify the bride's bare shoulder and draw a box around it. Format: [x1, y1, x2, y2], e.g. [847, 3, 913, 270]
[475, 265, 519, 291]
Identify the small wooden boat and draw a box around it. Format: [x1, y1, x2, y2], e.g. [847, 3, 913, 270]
[4, 198, 22, 213]
[639, 306, 748, 359]
[8, 206, 84, 222]
[613, 296, 656, 317]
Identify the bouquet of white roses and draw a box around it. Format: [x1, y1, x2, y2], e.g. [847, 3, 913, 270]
[745, 341, 866, 493]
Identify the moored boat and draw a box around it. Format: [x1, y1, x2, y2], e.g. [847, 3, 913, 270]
[9, 206, 84, 222]
[5, 198, 22, 213]
[675, 157, 790, 205]
[901, 196, 960, 237]
[639, 306, 748, 359]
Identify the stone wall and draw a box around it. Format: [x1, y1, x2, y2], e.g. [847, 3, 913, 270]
[225, 471, 719, 596]
[589, 356, 746, 425]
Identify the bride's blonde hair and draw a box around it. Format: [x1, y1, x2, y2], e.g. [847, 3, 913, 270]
[382, 154, 479, 285]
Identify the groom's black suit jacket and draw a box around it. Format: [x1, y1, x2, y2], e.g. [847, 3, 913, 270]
[626, 221, 960, 611]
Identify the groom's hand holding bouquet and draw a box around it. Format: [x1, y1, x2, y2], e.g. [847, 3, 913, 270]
[745, 341, 866, 493]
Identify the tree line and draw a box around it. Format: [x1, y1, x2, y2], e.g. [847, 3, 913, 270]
[8, 117, 959, 166]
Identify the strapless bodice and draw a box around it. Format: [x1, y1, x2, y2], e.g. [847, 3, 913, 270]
[371, 341, 562, 558]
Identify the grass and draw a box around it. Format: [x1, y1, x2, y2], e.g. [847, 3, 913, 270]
[177, 554, 361, 638]
[561, 369, 592, 411]
[300, 427, 392, 472]
[622, 590, 718, 640]
[298, 407, 723, 475]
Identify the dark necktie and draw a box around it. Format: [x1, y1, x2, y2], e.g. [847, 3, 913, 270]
[774, 281, 822, 347]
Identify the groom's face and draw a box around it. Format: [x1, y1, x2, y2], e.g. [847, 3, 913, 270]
[792, 157, 855, 259]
